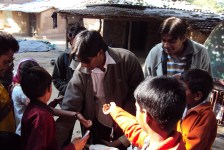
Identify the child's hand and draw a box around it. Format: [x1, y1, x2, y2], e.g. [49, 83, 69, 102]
[76, 113, 92, 128]
[71, 136, 89, 150]
[103, 102, 116, 114]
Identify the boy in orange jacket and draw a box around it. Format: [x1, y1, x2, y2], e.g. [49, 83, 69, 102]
[177, 68, 217, 149]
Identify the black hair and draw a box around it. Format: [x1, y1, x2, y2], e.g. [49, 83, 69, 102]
[159, 17, 188, 39]
[18, 59, 40, 81]
[180, 69, 213, 101]
[67, 24, 86, 44]
[71, 30, 108, 63]
[134, 76, 186, 132]
[21, 66, 52, 100]
[0, 31, 19, 55]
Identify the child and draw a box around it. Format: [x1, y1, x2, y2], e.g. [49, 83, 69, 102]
[12, 59, 92, 136]
[12, 58, 40, 135]
[177, 68, 217, 149]
[103, 76, 186, 149]
[20, 66, 89, 150]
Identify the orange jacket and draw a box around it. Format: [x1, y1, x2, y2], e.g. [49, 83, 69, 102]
[110, 106, 186, 149]
[177, 102, 217, 150]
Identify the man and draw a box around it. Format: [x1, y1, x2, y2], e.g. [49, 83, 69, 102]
[143, 17, 211, 77]
[56, 30, 144, 149]
[0, 31, 19, 132]
[52, 24, 86, 97]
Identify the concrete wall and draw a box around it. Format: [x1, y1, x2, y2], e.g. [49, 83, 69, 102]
[36, 8, 66, 38]
[0, 10, 29, 35]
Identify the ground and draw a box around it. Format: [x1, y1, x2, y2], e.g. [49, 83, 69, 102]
[13, 36, 224, 149]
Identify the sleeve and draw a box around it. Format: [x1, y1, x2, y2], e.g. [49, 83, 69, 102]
[52, 53, 68, 95]
[110, 106, 149, 148]
[181, 111, 217, 150]
[200, 47, 212, 76]
[56, 73, 85, 148]
[123, 53, 144, 115]
[143, 52, 151, 77]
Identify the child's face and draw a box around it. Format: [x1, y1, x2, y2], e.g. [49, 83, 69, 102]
[135, 102, 148, 132]
[185, 82, 201, 108]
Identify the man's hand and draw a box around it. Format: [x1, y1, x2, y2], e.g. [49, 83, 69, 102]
[71, 135, 89, 150]
[102, 102, 116, 114]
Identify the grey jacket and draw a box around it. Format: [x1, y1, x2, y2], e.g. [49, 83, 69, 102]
[143, 39, 212, 77]
[56, 47, 144, 147]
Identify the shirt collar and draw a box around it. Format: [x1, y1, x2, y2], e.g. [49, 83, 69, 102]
[92, 51, 116, 73]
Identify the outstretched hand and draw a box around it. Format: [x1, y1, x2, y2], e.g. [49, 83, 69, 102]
[102, 102, 116, 115]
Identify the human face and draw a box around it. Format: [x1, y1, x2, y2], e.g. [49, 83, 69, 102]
[0, 50, 14, 77]
[76, 50, 105, 72]
[135, 102, 148, 132]
[184, 82, 198, 109]
[161, 34, 186, 57]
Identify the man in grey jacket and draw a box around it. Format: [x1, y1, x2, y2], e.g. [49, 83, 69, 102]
[56, 30, 144, 149]
[143, 17, 211, 77]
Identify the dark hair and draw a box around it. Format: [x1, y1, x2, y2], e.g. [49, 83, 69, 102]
[21, 66, 52, 100]
[134, 76, 186, 132]
[159, 17, 188, 39]
[72, 30, 108, 63]
[67, 24, 86, 43]
[180, 69, 213, 101]
[0, 31, 19, 55]
[18, 59, 39, 81]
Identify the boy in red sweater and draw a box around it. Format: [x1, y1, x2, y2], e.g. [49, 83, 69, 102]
[20, 66, 89, 150]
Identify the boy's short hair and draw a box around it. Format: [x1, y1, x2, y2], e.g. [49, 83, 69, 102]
[0, 31, 19, 55]
[180, 69, 213, 101]
[134, 76, 186, 132]
[21, 66, 52, 100]
[159, 17, 188, 39]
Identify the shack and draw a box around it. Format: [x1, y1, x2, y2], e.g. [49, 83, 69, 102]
[57, 1, 223, 55]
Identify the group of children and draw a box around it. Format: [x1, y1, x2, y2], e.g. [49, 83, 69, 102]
[10, 59, 92, 150]
[0, 31, 217, 150]
[103, 69, 217, 150]
[17, 59, 217, 150]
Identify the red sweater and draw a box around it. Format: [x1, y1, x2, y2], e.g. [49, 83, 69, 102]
[21, 100, 74, 150]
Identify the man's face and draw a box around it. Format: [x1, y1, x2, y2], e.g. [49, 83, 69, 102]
[161, 34, 186, 57]
[0, 50, 14, 77]
[78, 50, 105, 72]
